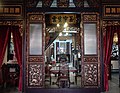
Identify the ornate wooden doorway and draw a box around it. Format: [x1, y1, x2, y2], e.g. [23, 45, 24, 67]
[25, 12, 101, 93]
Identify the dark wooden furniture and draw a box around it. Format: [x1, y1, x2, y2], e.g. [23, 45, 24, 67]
[58, 63, 70, 88]
[2, 63, 20, 87]
[45, 64, 52, 85]
[50, 64, 77, 87]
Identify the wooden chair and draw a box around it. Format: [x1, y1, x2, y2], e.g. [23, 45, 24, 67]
[75, 65, 81, 85]
[58, 63, 70, 88]
[2, 64, 20, 87]
[45, 64, 51, 85]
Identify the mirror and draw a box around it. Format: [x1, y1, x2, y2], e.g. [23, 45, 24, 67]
[84, 23, 97, 55]
[29, 24, 42, 55]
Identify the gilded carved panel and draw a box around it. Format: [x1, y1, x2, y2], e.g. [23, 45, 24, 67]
[43, 0, 53, 7]
[84, 57, 98, 62]
[0, 20, 23, 36]
[73, 0, 84, 7]
[81, 12, 100, 88]
[29, 56, 43, 62]
[28, 64, 43, 87]
[102, 21, 120, 36]
[83, 63, 98, 86]
[26, 0, 38, 8]
[0, 5, 22, 17]
[83, 14, 97, 22]
[26, 13, 45, 88]
[28, 14, 43, 22]
[57, 0, 69, 8]
[103, 5, 120, 17]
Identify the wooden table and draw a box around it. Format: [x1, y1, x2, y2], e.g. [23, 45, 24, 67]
[50, 66, 77, 86]
[50, 66, 77, 73]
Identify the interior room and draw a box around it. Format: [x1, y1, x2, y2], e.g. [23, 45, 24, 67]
[44, 13, 81, 88]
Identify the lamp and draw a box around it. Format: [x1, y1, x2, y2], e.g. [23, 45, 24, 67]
[57, 22, 69, 36]
[113, 33, 118, 43]
[64, 22, 68, 28]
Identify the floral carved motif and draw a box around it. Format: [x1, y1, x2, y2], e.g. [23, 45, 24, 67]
[29, 57, 43, 62]
[73, 0, 84, 7]
[29, 14, 43, 21]
[83, 63, 98, 86]
[84, 57, 98, 62]
[83, 14, 97, 21]
[43, 0, 53, 7]
[0, 20, 23, 36]
[102, 21, 120, 36]
[26, 0, 38, 8]
[28, 64, 43, 87]
[57, 0, 69, 8]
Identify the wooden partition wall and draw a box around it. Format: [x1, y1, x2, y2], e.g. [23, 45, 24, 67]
[26, 12, 45, 88]
[81, 12, 100, 88]
[25, 12, 101, 93]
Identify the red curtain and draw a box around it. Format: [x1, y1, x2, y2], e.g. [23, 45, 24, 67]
[103, 26, 118, 91]
[11, 26, 22, 91]
[0, 26, 10, 67]
[117, 26, 120, 52]
[0, 26, 10, 84]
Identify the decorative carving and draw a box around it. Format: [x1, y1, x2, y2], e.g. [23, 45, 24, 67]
[0, 5, 22, 16]
[0, 20, 23, 36]
[83, 63, 98, 86]
[29, 57, 43, 62]
[103, 5, 120, 17]
[29, 14, 43, 22]
[26, 0, 38, 8]
[86, 0, 99, 7]
[83, 14, 97, 21]
[81, 12, 100, 87]
[50, 14, 76, 24]
[57, 0, 69, 8]
[28, 64, 43, 87]
[73, 0, 84, 7]
[84, 57, 98, 62]
[102, 21, 120, 36]
[26, 13, 45, 88]
[43, 0, 53, 7]
[103, 21, 120, 27]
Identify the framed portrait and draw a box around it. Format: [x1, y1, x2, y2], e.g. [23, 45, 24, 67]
[84, 23, 97, 55]
[29, 23, 42, 55]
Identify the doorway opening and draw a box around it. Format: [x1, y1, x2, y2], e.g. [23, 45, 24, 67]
[0, 26, 22, 92]
[109, 32, 119, 88]
[103, 25, 120, 91]
[44, 13, 82, 88]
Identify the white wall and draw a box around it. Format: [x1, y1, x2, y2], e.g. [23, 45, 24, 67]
[3, 46, 8, 64]
[111, 60, 119, 70]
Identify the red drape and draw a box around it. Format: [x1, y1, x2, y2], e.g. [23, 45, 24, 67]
[103, 26, 118, 91]
[0, 26, 10, 84]
[0, 26, 10, 67]
[117, 26, 120, 52]
[11, 26, 22, 91]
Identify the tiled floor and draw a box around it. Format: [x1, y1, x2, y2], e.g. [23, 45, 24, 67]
[0, 87, 21, 93]
[45, 72, 81, 88]
[101, 73, 120, 93]
[0, 73, 119, 93]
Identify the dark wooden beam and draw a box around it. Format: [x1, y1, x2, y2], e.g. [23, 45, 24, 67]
[27, 7, 100, 13]
[26, 88, 101, 93]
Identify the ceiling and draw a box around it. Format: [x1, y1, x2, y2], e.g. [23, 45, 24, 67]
[1, 0, 120, 3]
[1, 0, 120, 9]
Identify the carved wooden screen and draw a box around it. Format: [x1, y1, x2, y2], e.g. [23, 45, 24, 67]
[26, 12, 45, 88]
[81, 12, 100, 88]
